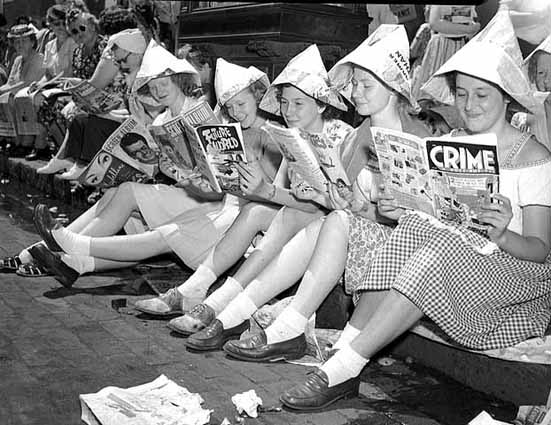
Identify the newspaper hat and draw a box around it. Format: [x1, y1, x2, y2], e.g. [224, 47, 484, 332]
[7, 24, 38, 39]
[259, 44, 347, 115]
[214, 58, 270, 107]
[329, 25, 417, 109]
[107, 28, 147, 55]
[421, 7, 536, 113]
[524, 33, 551, 67]
[135, 39, 198, 89]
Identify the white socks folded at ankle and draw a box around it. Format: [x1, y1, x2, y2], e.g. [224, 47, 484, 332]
[204, 276, 243, 314]
[51, 227, 91, 256]
[217, 291, 257, 329]
[332, 322, 361, 351]
[265, 306, 308, 344]
[320, 344, 369, 387]
[176, 264, 218, 300]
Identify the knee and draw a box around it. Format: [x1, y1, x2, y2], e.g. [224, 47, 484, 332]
[240, 202, 275, 226]
[326, 210, 349, 228]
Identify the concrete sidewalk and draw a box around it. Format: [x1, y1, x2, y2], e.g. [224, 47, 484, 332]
[0, 199, 517, 425]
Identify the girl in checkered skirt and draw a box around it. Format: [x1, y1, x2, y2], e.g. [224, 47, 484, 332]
[280, 9, 551, 411]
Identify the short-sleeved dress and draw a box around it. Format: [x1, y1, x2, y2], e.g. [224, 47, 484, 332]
[362, 132, 551, 350]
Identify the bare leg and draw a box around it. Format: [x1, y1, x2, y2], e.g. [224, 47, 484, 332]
[91, 257, 138, 271]
[350, 289, 423, 359]
[66, 187, 118, 234]
[232, 206, 324, 287]
[348, 290, 389, 330]
[88, 229, 171, 262]
[203, 202, 278, 276]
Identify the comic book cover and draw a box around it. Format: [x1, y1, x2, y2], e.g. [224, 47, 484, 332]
[179, 121, 246, 193]
[63, 79, 123, 115]
[149, 102, 220, 182]
[12, 87, 41, 136]
[263, 122, 350, 192]
[79, 117, 159, 187]
[371, 127, 499, 230]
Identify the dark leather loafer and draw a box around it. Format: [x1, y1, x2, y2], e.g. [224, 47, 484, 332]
[280, 369, 360, 411]
[223, 330, 307, 362]
[184, 319, 248, 352]
[28, 244, 79, 288]
[33, 204, 63, 252]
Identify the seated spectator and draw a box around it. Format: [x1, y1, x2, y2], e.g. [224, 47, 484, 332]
[99, 6, 137, 36]
[0, 13, 9, 85]
[130, 0, 161, 45]
[0, 24, 46, 158]
[280, 8, 551, 411]
[38, 28, 148, 177]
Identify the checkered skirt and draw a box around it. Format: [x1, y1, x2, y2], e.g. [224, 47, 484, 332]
[344, 210, 394, 303]
[361, 212, 551, 350]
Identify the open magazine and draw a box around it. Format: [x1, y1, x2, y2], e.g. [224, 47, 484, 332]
[63, 79, 123, 115]
[78, 117, 159, 188]
[262, 122, 350, 192]
[149, 101, 219, 182]
[371, 126, 499, 231]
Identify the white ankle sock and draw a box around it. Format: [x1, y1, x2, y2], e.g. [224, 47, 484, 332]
[52, 227, 91, 256]
[19, 248, 34, 264]
[265, 306, 308, 344]
[217, 291, 257, 329]
[332, 322, 361, 350]
[204, 276, 243, 314]
[60, 254, 95, 274]
[320, 344, 369, 387]
[177, 264, 217, 299]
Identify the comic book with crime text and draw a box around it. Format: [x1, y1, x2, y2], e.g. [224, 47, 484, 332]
[371, 126, 499, 231]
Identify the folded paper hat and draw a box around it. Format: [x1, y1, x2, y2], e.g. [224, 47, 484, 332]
[135, 39, 198, 89]
[421, 6, 536, 113]
[328, 24, 417, 109]
[107, 28, 147, 55]
[524, 33, 551, 65]
[259, 44, 347, 115]
[7, 23, 38, 39]
[214, 58, 270, 107]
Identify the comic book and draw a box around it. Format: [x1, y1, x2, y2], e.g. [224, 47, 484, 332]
[149, 101, 220, 182]
[78, 117, 159, 188]
[371, 126, 499, 231]
[63, 79, 123, 115]
[262, 122, 350, 192]
[12, 87, 41, 136]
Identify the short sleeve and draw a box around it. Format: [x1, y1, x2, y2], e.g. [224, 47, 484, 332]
[518, 161, 551, 207]
[352, 168, 374, 204]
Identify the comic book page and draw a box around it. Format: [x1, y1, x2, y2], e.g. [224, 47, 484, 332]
[79, 117, 159, 187]
[305, 130, 351, 186]
[63, 79, 123, 115]
[193, 123, 247, 193]
[262, 122, 329, 192]
[0, 92, 16, 137]
[426, 133, 499, 230]
[371, 126, 434, 215]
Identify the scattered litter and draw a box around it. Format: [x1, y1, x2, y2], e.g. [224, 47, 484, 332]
[48, 206, 58, 214]
[377, 356, 396, 366]
[220, 419, 231, 425]
[405, 356, 414, 364]
[258, 405, 282, 413]
[469, 411, 512, 425]
[235, 416, 244, 423]
[80, 374, 212, 425]
[231, 389, 263, 418]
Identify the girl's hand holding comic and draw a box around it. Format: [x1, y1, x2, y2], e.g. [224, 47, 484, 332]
[237, 160, 270, 198]
[327, 182, 351, 210]
[291, 180, 323, 203]
[377, 184, 405, 221]
[478, 193, 513, 245]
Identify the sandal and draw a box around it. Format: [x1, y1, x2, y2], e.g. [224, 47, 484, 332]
[16, 263, 50, 277]
[0, 256, 22, 272]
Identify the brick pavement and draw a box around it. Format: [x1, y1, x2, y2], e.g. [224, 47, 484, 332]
[0, 202, 516, 425]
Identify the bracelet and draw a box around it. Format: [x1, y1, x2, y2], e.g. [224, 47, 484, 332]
[266, 184, 277, 200]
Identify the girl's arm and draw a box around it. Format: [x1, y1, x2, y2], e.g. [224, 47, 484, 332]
[429, 6, 480, 36]
[480, 195, 551, 263]
[88, 56, 119, 90]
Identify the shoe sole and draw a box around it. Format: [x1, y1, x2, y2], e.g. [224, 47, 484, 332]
[166, 322, 200, 337]
[134, 306, 184, 318]
[185, 332, 243, 352]
[28, 246, 78, 288]
[279, 388, 359, 412]
[223, 346, 306, 363]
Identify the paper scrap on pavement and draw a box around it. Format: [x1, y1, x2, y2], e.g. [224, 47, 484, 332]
[231, 389, 263, 418]
[80, 374, 212, 425]
[469, 411, 513, 425]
